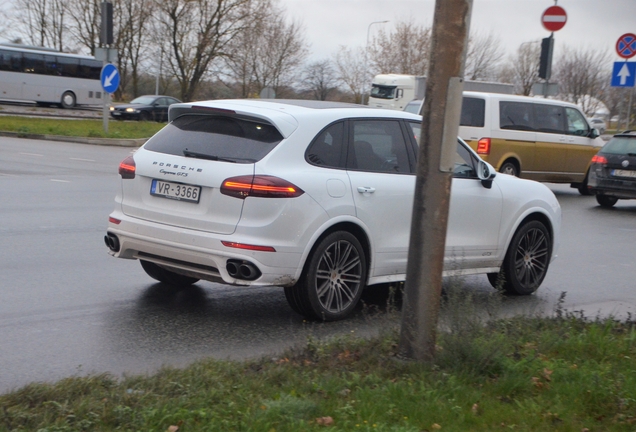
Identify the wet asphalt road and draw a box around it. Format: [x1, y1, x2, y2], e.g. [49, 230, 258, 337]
[1, 136, 635, 394]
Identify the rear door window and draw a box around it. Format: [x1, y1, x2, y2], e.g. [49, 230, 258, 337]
[500, 101, 535, 131]
[144, 114, 283, 163]
[347, 120, 413, 173]
[533, 104, 566, 134]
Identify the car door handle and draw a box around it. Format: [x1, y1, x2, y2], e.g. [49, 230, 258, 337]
[357, 187, 376, 194]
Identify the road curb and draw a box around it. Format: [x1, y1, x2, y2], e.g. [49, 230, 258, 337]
[0, 131, 146, 147]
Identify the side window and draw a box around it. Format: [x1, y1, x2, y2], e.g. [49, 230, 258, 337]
[155, 98, 168, 106]
[565, 107, 590, 136]
[460, 97, 485, 127]
[453, 141, 477, 178]
[306, 122, 345, 168]
[500, 101, 534, 131]
[408, 121, 421, 145]
[23, 53, 45, 74]
[57, 57, 79, 77]
[534, 104, 565, 133]
[349, 120, 411, 173]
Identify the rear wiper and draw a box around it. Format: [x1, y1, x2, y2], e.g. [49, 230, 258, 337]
[183, 148, 236, 163]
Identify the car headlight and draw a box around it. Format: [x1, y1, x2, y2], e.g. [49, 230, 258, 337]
[109, 106, 114, 111]
[125, 108, 137, 113]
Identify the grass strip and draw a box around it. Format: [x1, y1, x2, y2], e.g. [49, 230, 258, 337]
[0, 116, 164, 140]
[1, 314, 634, 432]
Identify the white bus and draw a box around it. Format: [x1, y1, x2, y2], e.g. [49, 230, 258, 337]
[0, 44, 103, 108]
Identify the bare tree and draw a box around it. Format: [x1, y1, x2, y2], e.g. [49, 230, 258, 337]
[154, 0, 255, 102]
[464, 31, 504, 81]
[118, 0, 154, 98]
[498, 41, 540, 95]
[301, 59, 338, 100]
[367, 20, 431, 76]
[553, 46, 611, 116]
[65, 0, 100, 55]
[12, 0, 67, 50]
[224, 0, 307, 98]
[333, 46, 367, 103]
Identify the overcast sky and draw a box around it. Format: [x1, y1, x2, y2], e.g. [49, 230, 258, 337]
[280, 0, 635, 63]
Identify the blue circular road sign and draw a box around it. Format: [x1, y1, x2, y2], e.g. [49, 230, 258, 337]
[100, 63, 120, 94]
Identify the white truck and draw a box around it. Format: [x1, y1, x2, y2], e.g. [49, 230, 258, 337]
[368, 74, 515, 111]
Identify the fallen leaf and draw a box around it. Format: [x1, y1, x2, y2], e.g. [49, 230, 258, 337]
[431, 423, 442, 429]
[472, 403, 479, 415]
[316, 416, 334, 426]
[543, 368, 553, 381]
[167, 426, 179, 432]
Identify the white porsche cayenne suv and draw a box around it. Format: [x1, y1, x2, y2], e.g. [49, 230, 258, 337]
[105, 99, 561, 321]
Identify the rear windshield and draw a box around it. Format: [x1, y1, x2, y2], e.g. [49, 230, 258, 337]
[144, 114, 283, 163]
[602, 137, 636, 155]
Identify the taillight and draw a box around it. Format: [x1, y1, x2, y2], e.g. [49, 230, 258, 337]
[477, 138, 491, 155]
[119, 155, 136, 179]
[221, 175, 304, 199]
[591, 154, 607, 165]
[108, 217, 121, 225]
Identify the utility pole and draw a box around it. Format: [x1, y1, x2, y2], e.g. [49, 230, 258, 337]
[398, 0, 473, 362]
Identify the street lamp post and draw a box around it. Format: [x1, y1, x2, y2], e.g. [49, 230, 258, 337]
[363, 20, 389, 105]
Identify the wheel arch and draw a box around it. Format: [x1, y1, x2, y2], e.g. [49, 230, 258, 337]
[508, 210, 555, 255]
[299, 220, 372, 282]
[499, 157, 521, 175]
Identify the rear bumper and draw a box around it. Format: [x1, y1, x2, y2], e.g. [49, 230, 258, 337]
[588, 173, 636, 199]
[106, 211, 304, 287]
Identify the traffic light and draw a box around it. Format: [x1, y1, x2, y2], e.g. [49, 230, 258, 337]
[100, 2, 113, 46]
[539, 36, 554, 80]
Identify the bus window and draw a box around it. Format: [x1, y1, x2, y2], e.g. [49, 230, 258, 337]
[23, 52, 46, 74]
[57, 56, 79, 77]
[44, 55, 59, 76]
[79, 59, 101, 80]
[0, 49, 22, 72]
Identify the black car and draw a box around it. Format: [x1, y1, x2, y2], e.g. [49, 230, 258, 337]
[588, 130, 636, 207]
[110, 95, 181, 122]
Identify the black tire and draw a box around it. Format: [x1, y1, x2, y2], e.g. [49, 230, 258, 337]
[139, 111, 151, 121]
[140, 260, 199, 286]
[60, 91, 76, 109]
[577, 170, 592, 195]
[596, 195, 618, 208]
[496, 220, 551, 295]
[285, 231, 366, 321]
[499, 160, 519, 177]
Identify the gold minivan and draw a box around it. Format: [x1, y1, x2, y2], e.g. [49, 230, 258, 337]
[459, 92, 604, 194]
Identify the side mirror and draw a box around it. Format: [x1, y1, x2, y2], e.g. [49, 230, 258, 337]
[477, 160, 496, 189]
[589, 128, 600, 138]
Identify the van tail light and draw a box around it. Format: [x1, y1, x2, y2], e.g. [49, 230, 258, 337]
[119, 155, 136, 179]
[477, 138, 491, 155]
[221, 175, 304, 199]
[591, 154, 607, 165]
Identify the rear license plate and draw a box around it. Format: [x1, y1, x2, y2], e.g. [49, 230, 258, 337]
[151, 179, 201, 203]
[611, 169, 636, 179]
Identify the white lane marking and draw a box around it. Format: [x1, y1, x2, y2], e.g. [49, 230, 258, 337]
[20, 152, 44, 157]
[70, 158, 95, 162]
[50, 179, 70, 183]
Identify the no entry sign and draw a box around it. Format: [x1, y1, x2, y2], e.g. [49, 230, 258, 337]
[616, 33, 636, 59]
[541, 6, 567, 32]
